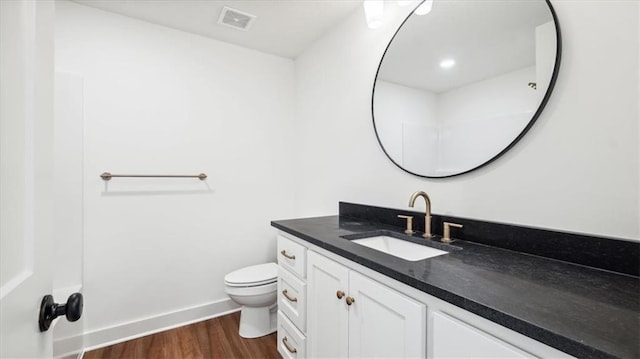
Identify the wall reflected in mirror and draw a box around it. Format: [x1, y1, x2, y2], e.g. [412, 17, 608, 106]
[373, 0, 560, 178]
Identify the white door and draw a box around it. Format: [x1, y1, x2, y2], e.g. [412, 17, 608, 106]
[307, 251, 350, 358]
[348, 271, 425, 358]
[0, 0, 56, 357]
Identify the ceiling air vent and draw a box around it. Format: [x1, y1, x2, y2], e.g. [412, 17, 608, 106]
[217, 6, 256, 31]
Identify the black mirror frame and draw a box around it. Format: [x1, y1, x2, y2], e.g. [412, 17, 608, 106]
[371, 0, 562, 179]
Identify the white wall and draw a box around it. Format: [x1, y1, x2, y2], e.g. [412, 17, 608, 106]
[55, 0, 296, 342]
[294, 0, 639, 241]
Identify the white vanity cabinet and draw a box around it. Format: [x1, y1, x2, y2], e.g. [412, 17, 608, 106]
[307, 251, 426, 358]
[277, 231, 572, 359]
[277, 234, 308, 358]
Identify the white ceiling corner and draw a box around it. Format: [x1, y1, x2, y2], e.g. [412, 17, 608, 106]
[70, 0, 363, 59]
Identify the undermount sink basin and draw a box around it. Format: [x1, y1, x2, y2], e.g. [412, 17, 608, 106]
[342, 230, 452, 261]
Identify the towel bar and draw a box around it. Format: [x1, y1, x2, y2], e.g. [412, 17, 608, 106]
[100, 172, 207, 181]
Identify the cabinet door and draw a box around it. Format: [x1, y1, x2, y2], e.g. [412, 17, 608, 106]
[348, 271, 426, 358]
[307, 251, 350, 358]
[430, 311, 531, 358]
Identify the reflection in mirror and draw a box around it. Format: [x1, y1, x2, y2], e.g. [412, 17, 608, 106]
[373, 0, 560, 178]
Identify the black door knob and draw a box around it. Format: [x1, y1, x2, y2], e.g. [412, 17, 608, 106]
[39, 292, 83, 332]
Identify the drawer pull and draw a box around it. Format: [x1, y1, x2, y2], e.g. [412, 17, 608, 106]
[346, 296, 355, 306]
[282, 289, 298, 302]
[282, 336, 297, 353]
[280, 250, 296, 260]
[336, 290, 345, 299]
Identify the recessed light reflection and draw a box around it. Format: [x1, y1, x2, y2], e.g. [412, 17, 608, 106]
[440, 59, 455, 69]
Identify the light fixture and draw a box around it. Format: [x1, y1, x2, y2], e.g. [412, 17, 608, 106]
[414, 0, 433, 15]
[397, 1, 413, 6]
[363, 1, 384, 29]
[439, 58, 455, 69]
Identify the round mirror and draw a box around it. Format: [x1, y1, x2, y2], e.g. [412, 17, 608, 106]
[372, 0, 561, 178]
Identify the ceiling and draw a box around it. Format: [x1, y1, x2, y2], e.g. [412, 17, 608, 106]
[72, 0, 363, 59]
[378, 0, 554, 93]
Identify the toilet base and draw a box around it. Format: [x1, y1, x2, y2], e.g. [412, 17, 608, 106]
[238, 305, 277, 338]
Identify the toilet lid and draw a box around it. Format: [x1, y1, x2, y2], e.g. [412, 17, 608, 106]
[224, 262, 278, 287]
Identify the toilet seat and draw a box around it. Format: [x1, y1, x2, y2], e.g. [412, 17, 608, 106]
[224, 262, 278, 287]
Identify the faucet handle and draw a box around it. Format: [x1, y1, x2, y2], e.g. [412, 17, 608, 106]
[397, 215, 415, 235]
[442, 222, 463, 243]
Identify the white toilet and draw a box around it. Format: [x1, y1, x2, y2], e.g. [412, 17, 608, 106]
[224, 262, 278, 338]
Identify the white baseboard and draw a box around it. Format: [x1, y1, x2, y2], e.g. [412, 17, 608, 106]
[54, 334, 84, 359]
[54, 298, 240, 358]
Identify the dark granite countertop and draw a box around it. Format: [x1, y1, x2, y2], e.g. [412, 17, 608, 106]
[271, 215, 640, 359]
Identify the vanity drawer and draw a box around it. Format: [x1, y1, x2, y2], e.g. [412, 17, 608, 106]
[277, 234, 306, 278]
[278, 266, 307, 331]
[278, 311, 306, 359]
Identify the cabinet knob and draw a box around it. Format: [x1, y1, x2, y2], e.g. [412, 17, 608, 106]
[336, 290, 345, 299]
[346, 296, 355, 306]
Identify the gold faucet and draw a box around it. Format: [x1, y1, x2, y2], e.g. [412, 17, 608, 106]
[408, 191, 433, 238]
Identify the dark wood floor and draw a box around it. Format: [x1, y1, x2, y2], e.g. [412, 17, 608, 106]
[83, 312, 280, 359]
